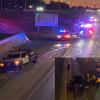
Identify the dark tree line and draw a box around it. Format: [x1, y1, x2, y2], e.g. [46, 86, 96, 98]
[0, 0, 43, 10]
[0, 0, 97, 10]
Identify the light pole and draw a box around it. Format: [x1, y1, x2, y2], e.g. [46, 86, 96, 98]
[84, 0, 87, 21]
[25, 0, 27, 11]
[36, 6, 45, 32]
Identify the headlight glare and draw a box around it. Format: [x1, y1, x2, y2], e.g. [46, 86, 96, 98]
[0, 63, 4, 67]
[14, 60, 20, 65]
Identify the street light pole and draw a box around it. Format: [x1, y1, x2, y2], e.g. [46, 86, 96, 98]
[25, 0, 27, 11]
[84, 0, 87, 21]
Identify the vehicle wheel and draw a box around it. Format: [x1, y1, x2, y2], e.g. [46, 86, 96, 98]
[34, 56, 38, 63]
[19, 64, 23, 70]
[30, 56, 38, 63]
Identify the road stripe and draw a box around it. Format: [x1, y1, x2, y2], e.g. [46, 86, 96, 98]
[26, 67, 55, 100]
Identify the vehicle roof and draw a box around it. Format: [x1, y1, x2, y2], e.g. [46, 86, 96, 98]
[8, 51, 27, 54]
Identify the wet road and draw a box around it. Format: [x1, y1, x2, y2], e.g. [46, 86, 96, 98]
[0, 40, 74, 100]
[65, 58, 100, 100]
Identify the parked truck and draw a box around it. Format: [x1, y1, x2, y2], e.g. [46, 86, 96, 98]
[0, 48, 38, 72]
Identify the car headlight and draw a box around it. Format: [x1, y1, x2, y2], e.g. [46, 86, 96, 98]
[57, 35, 62, 39]
[0, 63, 4, 67]
[14, 60, 21, 65]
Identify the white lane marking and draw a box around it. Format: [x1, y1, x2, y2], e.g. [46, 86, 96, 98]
[46, 52, 57, 58]
[26, 67, 55, 100]
[74, 50, 82, 57]
[42, 48, 60, 57]
[42, 46, 71, 58]
[63, 46, 73, 57]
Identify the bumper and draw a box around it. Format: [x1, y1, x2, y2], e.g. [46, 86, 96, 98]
[0, 63, 21, 72]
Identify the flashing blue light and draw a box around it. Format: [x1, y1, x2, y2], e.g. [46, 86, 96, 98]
[80, 30, 84, 35]
[60, 29, 66, 33]
[60, 30, 63, 32]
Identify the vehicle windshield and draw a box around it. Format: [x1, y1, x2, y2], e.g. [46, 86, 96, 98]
[7, 53, 20, 58]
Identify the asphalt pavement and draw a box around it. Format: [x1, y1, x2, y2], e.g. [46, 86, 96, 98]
[0, 40, 73, 100]
[0, 23, 100, 100]
[64, 38, 100, 58]
[58, 23, 100, 100]
[28, 67, 55, 100]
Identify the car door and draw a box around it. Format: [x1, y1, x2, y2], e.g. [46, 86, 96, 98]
[21, 52, 29, 64]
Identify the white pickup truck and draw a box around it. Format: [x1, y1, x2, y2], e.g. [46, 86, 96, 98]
[0, 49, 38, 72]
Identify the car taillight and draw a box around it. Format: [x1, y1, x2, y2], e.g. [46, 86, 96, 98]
[64, 34, 70, 38]
[89, 30, 93, 35]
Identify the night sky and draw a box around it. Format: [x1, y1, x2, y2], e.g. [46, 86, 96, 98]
[1, 0, 41, 5]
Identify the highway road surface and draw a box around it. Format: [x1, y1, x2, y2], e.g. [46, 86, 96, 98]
[64, 38, 100, 58]
[57, 23, 100, 100]
[0, 40, 74, 100]
[0, 23, 99, 100]
[28, 67, 55, 100]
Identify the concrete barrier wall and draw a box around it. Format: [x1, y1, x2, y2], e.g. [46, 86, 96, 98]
[55, 58, 72, 100]
[0, 33, 30, 55]
[55, 58, 65, 100]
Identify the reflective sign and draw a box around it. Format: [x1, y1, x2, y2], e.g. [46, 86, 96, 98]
[35, 13, 58, 26]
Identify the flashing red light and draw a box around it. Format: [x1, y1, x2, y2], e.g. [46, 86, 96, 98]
[63, 34, 70, 38]
[89, 30, 93, 35]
